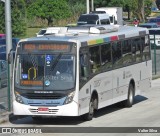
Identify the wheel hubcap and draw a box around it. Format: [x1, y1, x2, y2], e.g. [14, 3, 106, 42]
[129, 89, 133, 103]
[89, 101, 94, 115]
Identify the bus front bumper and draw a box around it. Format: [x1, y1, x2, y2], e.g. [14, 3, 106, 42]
[13, 101, 79, 116]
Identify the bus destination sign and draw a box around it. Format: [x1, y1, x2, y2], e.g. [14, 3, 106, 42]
[20, 80, 43, 86]
[22, 43, 70, 52]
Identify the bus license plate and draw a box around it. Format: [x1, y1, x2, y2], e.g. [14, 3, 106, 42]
[38, 107, 49, 112]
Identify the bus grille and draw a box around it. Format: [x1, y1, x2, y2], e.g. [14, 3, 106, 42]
[29, 108, 59, 114]
[21, 93, 64, 99]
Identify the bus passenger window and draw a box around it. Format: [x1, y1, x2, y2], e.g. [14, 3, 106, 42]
[132, 38, 142, 63]
[101, 43, 112, 70]
[112, 41, 123, 68]
[122, 40, 132, 65]
[80, 54, 89, 79]
[89, 46, 100, 73]
[136, 38, 142, 62]
[132, 39, 136, 62]
[142, 36, 150, 61]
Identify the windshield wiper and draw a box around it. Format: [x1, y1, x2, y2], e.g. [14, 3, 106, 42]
[50, 53, 63, 73]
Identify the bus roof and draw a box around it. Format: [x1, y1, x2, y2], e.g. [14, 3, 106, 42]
[21, 25, 148, 46]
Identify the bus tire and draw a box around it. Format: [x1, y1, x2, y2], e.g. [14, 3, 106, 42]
[125, 84, 134, 107]
[82, 97, 95, 121]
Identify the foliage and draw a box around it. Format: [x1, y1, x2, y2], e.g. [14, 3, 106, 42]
[0, 0, 154, 38]
[27, 0, 72, 26]
[0, 2, 5, 33]
[107, 0, 152, 22]
[145, 0, 152, 19]
[108, 0, 125, 7]
[69, 2, 86, 23]
[11, 0, 27, 37]
[0, 0, 27, 37]
[94, 0, 110, 8]
[156, 0, 160, 9]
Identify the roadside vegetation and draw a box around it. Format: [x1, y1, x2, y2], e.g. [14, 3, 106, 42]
[0, 0, 158, 38]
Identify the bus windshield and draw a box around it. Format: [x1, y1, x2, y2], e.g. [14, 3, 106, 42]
[15, 53, 75, 91]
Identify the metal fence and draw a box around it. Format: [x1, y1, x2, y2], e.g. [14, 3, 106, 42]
[151, 44, 160, 79]
[0, 60, 9, 114]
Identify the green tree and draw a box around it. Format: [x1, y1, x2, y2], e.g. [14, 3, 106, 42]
[94, 0, 110, 8]
[145, 0, 152, 19]
[27, 0, 72, 26]
[0, 2, 5, 33]
[11, 0, 27, 37]
[107, 0, 152, 22]
[0, 0, 27, 37]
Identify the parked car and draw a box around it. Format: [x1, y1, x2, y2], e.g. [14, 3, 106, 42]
[36, 29, 47, 37]
[138, 23, 158, 29]
[77, 13, 110, 26]
[0, 38, 19, 60]
[148, 18, 160, 27]
[0, 34, 5, 39]
[0, 60, 7, 88]
[0, 45, 6, 60]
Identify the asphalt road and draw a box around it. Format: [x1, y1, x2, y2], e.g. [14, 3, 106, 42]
[0, 79, 160, 136]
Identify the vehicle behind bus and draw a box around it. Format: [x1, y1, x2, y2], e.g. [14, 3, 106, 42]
[77, 13, 110, 26]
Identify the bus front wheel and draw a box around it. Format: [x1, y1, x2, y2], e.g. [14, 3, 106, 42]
[82, 97, 95, 121]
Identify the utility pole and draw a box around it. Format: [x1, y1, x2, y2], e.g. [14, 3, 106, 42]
[2, 0, 12, 111]
[86, 0, 90, 13]
[91, 0, 94, 11]
[5, 0, 12, 57]
[142, 0, 145, 22]
[86, 0, 94, 13]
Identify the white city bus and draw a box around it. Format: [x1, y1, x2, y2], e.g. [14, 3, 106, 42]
[13, 25, 152, 121]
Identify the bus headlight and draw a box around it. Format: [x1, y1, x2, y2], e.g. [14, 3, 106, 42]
[64, 92, 75, 105]
[15, 92, 24, 104]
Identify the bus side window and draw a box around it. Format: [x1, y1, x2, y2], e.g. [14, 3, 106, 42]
[142, 36, 150, 61]
[136, 38, 142, 63]
[132, 39, 136, 62]
[112, 41, 123, 68]
[132, 38, 142, 63]
[101, 43, 112, 70]
[80, 54, 89, 79]
[89, 46, 100, 73]
[122, 40, 132, 66]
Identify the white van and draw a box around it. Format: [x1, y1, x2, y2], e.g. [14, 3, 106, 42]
[77, 13, 110, 26]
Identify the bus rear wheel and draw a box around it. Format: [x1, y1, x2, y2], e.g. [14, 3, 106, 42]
[124, 84, 134, 107]
[82, 97, 95, 121]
